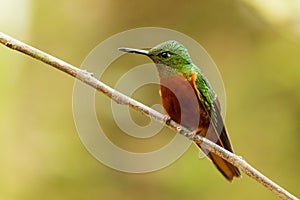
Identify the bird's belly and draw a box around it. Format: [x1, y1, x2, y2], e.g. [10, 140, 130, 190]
[160, 75, 209, 131]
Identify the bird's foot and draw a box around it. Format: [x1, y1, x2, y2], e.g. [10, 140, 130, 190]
[188, 130, 197, 140]
[165, 116, 172, 125]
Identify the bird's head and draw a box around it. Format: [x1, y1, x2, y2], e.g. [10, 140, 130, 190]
[119, 40, 192, 72]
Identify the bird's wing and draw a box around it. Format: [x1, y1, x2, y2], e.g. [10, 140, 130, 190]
[190, 71, 234, 151]
[190, 72, 241, 181]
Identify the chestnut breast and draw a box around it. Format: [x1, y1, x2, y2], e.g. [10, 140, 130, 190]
[159, 75, 209, 131]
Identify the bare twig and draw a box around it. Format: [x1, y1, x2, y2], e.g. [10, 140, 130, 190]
[0, 32, 298, 200]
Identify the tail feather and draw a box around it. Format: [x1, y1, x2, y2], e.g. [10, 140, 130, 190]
[209, 152, 241, 181]
[196, 126, 241, 181]
[196, 142, 241, 181]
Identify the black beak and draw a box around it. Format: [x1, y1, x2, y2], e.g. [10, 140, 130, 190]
[118, 47, 150, 56]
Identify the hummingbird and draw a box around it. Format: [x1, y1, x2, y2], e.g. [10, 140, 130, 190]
[119, 40, 241, 181]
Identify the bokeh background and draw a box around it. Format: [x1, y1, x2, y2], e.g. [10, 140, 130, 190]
[1, 0, 300, 199]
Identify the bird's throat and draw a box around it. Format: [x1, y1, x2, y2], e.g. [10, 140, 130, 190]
[155, 64, 181, 79]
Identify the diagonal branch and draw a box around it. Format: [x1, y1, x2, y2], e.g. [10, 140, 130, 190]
[0, 32, 298, 200]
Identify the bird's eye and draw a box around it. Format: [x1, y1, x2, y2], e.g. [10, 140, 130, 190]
[160, 52, 171, 58]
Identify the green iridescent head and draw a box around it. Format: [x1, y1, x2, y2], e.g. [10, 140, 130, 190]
[119, 40, 192, 70]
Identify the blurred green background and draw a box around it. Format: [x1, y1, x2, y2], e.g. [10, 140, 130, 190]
[1, 0, 299, 199]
